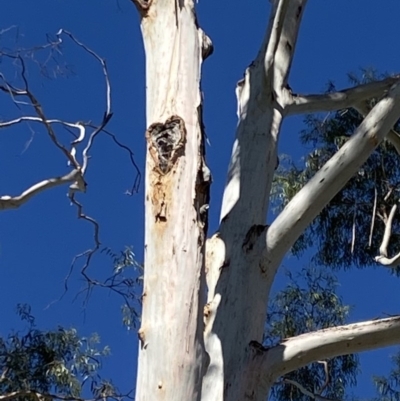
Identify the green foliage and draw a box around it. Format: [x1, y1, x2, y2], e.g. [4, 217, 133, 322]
[0, 305, 121, 401]
[267, 266, 359, 401]
[268, 70, 400, 401]
[101, 246, 143, 329]
[372, 352, 400, 401]
[272, 71, 400, 270]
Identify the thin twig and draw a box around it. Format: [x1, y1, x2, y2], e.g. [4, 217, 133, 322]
[369, 186, 377, 247]
[88, 124, 142, 193]
[316, 360, 329, 395]
[351, 202, 356, 254]
[283, 378, 341, 401]
[56, 29, 113, 174]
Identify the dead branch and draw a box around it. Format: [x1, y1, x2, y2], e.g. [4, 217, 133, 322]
[0, 169, 82, 210]
[0, 30, 114, 210]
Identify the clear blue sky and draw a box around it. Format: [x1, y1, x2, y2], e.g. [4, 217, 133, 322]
[1, 1, 400, 398]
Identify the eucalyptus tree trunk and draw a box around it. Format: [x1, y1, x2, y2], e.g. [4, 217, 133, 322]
[132, 1, 400, 401]
[133, 1, 211, 400]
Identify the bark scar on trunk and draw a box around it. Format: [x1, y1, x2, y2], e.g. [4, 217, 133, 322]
[153, 181, 167, 223]
[146, 115, 186, 175]
[242, 224, 267, 252]
[248, 340, 269, 356]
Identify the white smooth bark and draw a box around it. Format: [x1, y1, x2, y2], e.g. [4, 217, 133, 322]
[134, 0, 400, 400]
[135, 1, 211, 400]
[263, 316, 400, 383]
[285, 76, 400, 116]
[284, 79, 400, 155]
[0, 169, 82, 210]
[202, 2, 308, 401]
[374, 204, 400, 266]
[266, 82, 400, 267]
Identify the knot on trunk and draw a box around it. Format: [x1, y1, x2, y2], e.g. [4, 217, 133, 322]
[242, 224, 267, 253]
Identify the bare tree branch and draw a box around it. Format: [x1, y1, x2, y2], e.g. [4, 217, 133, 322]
[0, 116, 83, 130]
[63, 192, 142, 322]
[265, 82, 400, 267]
[351, 201, 356, 254]
[0, 169, 81, 210]
[355, 99, 400, 155]
[317, 360, 329, 395]
[379, 203, 397, 257]
[0, 25, 17, 36]
[0, 368, 8, 383]
[0, 390, 133, 401]
[369, 186, 378, 247]
[374, 254, 400, 267]
[55, 30, 113, 174]
[284, 76, 400, 155]
[282, 378, 341, 401]
[203, 4, 309, 398]
[264, 0, 291, 91]
[0, 31, 140, 318]
[285, 75, 400, 116]
[88, 124, 141, 194]
[373, 200, 400, 267]
[55, 30, 112, 119]
[64, 193, 101, 296]
[0, 30, 114, 211]
[260, 315, 400, 384]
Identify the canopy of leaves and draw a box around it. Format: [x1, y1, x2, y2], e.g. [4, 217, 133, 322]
[267, 266, 358, 401]
[0, 305, 124, 401]
[272, 71, 400, 270]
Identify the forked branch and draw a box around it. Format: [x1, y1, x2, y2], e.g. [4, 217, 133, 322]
[374, 203, 400, 267]
[0, 30, 113, 210]
[280, 360, 341, 401]
[264, 0, 291, 89]
[284, 75, 400, 154]
[265, 82, 400, 266]
[282, 378, 341, 401]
